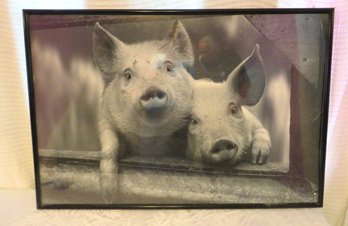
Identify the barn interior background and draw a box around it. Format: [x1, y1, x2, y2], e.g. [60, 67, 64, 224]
[0, 0, 347, 225]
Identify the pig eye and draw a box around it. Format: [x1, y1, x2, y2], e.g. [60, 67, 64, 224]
[163, 61, 175, 73]
[190, 117, 199, 125]
[231, 107, 238, 115]
[230, 104, 240, 116]
[123, 69, 132, 80]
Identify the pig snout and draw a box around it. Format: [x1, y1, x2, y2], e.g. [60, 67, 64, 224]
[140, 86, 168, 111]
[208, 139, 238, 163]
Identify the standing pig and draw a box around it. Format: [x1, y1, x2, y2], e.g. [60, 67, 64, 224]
[93, 21, 194, 200]
[186, 44, 271, 166]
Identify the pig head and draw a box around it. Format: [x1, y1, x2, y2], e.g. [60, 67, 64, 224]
[93, 21, 194, 140]
[187, 44, 271, 165]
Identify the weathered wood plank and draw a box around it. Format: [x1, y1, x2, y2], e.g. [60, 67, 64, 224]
[39, 149, 289, 174]
[40, 149, 100, 161]
[38, 149, 315, 205]
[39, 161, 316, 205]
[29, 15, 199, 30]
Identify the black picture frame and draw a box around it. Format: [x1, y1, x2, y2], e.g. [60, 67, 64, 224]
[23, 8, 334, 209]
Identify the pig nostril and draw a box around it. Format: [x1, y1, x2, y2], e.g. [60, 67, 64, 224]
[210, 139, 237, 155]
[227, 144, 234, 150]
[140, 87, 166, 101]
[211, 148, 220, 154]
[139, 87, 168, 111]
[157, 91, 164, 99]
[143, 95, 150, 101]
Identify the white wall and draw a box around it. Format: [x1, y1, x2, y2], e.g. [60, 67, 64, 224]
[1, 0, 348, 225]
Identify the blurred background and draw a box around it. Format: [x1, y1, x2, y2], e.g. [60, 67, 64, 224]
[29, 14, 293, 164]
[0, 1, 348, 225]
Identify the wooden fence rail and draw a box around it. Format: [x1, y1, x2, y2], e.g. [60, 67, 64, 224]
[38, 149, 316, 205]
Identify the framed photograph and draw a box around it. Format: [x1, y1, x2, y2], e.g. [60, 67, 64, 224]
[24, 9, 334, 209]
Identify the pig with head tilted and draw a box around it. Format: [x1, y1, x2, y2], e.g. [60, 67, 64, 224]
[186, 44, 271, 166]
[93, 21, 194, 200]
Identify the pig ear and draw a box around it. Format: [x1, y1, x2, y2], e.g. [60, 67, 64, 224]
[226, 44, 266, 106]
[167, 20, 194, 66]
[93, 22, 125, 83]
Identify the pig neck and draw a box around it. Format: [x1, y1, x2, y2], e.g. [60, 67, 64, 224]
[124, 130, 186, 156]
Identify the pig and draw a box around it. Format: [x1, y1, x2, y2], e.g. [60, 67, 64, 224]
[92, 21, 194, 200]
[186, 44, 271, 166]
